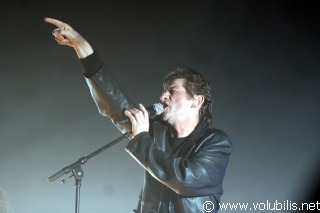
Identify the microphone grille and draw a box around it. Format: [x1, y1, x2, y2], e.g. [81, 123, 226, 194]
[153, 103, 164, 115]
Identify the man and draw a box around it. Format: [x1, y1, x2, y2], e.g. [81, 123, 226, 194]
[44, 17, 232, 213]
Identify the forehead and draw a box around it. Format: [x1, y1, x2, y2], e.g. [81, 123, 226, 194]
[164, 78, 185, 89]
[170, 79, 185, 87]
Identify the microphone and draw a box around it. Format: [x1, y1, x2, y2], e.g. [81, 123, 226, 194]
[116, 103, 164, 125]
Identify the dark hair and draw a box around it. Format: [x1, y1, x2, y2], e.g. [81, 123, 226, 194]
[163, 67, 213, 123]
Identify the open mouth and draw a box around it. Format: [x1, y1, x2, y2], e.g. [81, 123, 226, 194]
[162, 102, 168, 109]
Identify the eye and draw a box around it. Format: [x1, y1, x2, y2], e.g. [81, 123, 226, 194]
[169, 88, 177, 94]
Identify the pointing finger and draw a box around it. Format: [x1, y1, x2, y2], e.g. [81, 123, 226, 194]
[44, 17, 63, 27]
[44, 17, 68, 29]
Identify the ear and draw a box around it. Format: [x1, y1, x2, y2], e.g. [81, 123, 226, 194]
[191, 95, 204, 108]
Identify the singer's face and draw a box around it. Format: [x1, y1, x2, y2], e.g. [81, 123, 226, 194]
[160, 78, 194, 124]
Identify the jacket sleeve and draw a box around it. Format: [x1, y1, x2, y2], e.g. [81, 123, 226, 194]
[125, 129, 232, 196]
[81, 51, 137, 133]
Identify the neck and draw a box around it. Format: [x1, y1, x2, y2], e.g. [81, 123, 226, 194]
[168, 117, 200, 138]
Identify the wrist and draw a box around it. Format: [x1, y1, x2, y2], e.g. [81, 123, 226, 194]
[74, 40, 94, 59]
[81, 50, 103, 78]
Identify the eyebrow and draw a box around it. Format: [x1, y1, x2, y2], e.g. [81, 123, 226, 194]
[168, 84, 181, 90]
[164, 79, 185, 91]
[168, 84, 186, 93]
[168, 85, 177, 89]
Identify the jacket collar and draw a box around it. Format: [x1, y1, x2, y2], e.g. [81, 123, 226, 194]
[152, 120, 212, 157]
[178, 120, 211, 157]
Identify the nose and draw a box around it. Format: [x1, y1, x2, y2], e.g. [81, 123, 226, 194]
[160, 90, 169, 102]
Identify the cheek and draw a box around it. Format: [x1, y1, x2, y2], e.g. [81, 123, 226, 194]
[173, 99, 192, 111]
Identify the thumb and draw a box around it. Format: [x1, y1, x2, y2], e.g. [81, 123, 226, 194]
[52, 28, 67, 40]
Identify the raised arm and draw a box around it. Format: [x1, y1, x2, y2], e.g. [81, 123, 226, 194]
[44, 17, 94, 59]
[44, 18, 137, 134]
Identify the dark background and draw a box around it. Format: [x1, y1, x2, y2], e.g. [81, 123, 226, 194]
[1, 0, 319, 212]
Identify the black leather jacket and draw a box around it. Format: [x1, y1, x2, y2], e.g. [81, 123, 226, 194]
[82, 52, 232, 213]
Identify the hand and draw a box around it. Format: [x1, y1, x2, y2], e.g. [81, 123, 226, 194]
[44, 17, 94, 58]
[124, 104, 150, 137]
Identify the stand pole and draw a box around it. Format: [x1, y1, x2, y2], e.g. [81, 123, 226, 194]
[72, 166, 83, 213]
[47, 132, 131, 213]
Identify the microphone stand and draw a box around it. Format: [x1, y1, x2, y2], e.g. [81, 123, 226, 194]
[47, 132, 131, 213]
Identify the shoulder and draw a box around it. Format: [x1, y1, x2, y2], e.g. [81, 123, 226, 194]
[196, 122, 232, 148]
[197, 121, 229, 138]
